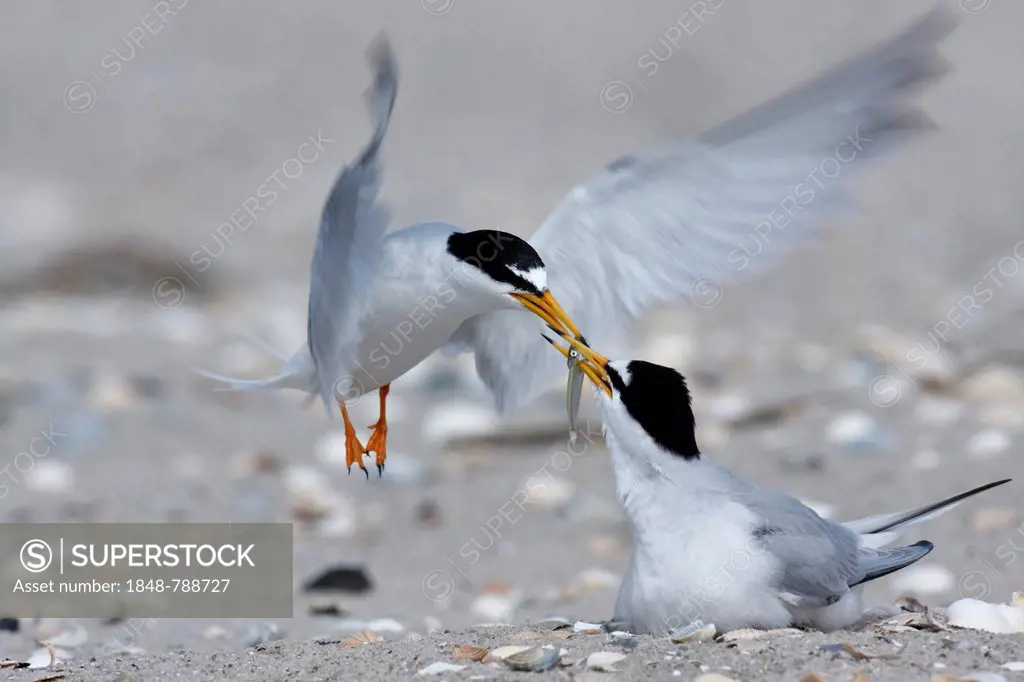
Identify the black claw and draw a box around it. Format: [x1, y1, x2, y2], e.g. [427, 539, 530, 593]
[363, 467, 369, 481]
[377, 463, 384, 478]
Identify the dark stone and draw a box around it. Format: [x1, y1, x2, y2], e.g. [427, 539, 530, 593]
[303, 566, 374, 594]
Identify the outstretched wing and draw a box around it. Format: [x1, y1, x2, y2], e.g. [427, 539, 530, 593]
[307, 35, 397, 411]
[451, 8, 956, 413]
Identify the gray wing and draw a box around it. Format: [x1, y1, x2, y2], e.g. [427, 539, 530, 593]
[307, 36, 397, 410]
[742, 489, 864, 605]
[450, 7, 956, 414]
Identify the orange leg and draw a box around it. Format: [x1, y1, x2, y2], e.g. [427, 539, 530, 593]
[364, 384, 389, 477]
[339, 401, 369, 479]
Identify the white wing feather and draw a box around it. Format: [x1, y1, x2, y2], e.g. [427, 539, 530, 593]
[452, 7, 956, 413]
[305, 36, 397, 412]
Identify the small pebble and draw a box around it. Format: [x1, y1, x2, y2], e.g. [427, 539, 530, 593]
[826, 411, 886, 453]
[422, 402, 498, 444]
[521, 475, 575, 509]
[573, 621, 603, 634]
[889, 564, 955, 598]
[586, 651, 627, 672]
[962, 366, 1024, 404]
[914, 397, 965, 426]
[967, 430, 1010, 459]
[1003, 662, 1024, 672]
[243, 622, 284, 647]
[694, 674, 738, 682]
[25, 460, 74, 493]
[911, 449, 941, 471]
[470, 593, 519, 623]
[972, 507, 1017, 532]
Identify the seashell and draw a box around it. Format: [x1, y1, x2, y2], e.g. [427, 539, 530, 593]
[572, 621, 603, 634]
[695, 674, 738, 682]
[586, 651, 627, 672]
[719, 627, 802, 641]
[338, 631, 382, 648]
[946, 598, 1024, 634]
[452, 645, 488, 662]
[502, 646, 561, 672]
[483, 646, 531, 663]
[670, 622, 717, 642]
[416, 661, 465, 676]
[531, 617, 571, 631]
[1003, 662, 1024, 672]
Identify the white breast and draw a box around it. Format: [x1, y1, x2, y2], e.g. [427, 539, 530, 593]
[345, 230, 492, 391]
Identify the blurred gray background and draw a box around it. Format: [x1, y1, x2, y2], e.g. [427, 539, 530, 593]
[0, 0, 1022, 666]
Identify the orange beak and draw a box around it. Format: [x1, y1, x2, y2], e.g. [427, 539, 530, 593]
[510, 291, 583, 340]
[541, 332, 612, 397]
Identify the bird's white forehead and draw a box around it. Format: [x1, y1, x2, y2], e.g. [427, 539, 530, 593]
[508, 266, 547, 292]
[608, 360, 632, 386]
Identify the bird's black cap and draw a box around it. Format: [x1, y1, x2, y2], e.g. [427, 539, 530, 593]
[446, 230, 545, 295]
[607, 360, 701, 460]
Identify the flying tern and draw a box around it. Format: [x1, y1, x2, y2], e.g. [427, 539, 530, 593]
[200, 8, 956, 479]
[546, 334, 1011, 633]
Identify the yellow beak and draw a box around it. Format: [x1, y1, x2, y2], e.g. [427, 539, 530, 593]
[510, 291, 583, 339]
[541, 332, 613, 397]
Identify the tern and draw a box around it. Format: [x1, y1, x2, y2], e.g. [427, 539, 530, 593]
[546, 334, 1011, 633]
[200, 8, 956, 478]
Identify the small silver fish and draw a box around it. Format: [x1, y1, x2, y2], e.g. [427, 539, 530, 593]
[566, 344, 585, 446]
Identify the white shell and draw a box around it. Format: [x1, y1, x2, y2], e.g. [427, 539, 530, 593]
[484, 645, 531, 662]
[417, 661, 465, 676]
[947, 598, 1024, 633]
[586, 651, 627, 672]
[670, 623, 717, 642]
[572, 621, 603, 633]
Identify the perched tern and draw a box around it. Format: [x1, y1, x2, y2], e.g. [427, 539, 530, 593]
[201, 8, 956, 478]
[546, 334, 1011, 633]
